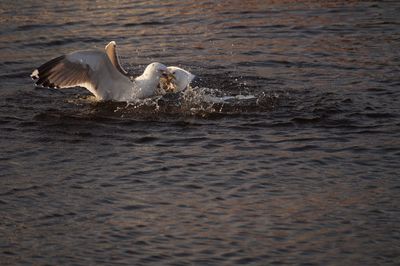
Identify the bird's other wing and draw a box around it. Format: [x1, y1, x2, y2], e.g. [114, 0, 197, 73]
[105, 41, 128, 76]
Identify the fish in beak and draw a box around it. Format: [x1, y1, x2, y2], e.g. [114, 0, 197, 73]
[159, 70, 177, 93]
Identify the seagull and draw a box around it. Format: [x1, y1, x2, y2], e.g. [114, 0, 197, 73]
[167, 66, 195, 92]
[31, 43, 175, 101]
[105, 41, 195, 93]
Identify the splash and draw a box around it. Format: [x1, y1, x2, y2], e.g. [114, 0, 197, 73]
[103, 86, 283, 118]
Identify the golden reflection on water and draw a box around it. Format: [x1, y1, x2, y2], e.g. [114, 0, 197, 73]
[104, 176, 387, 259]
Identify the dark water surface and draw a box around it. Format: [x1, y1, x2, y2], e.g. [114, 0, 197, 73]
[1, 1, 400, 265]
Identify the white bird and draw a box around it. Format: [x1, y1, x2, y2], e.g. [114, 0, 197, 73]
[167, 66, 195, 92]
[31, 43, 174, 101]
[105, 41, 195, 93]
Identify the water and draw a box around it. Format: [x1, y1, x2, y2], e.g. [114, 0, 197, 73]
[1, 1, 400, 265]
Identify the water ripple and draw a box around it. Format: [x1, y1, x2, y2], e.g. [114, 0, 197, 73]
[0, 0, 399, 265]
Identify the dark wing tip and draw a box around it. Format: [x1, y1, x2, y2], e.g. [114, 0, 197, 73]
[31, 55, 66, 87]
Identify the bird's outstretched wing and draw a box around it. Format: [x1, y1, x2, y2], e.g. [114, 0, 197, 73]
[31, 50, 132, 101]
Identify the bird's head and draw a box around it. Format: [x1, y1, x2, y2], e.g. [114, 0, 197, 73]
[166, 66, 195, 92]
